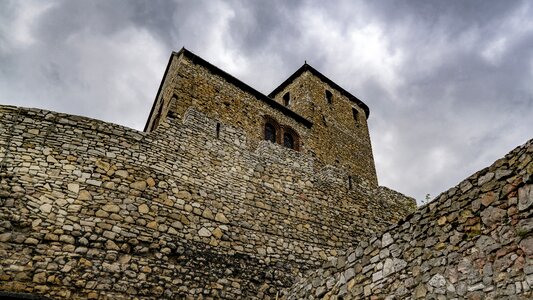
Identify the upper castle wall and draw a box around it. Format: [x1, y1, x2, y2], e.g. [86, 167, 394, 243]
[145, 50, 311, 151]
[270, 70, 377, 185]
[146, 49, 377, 186]
[0, 105, 415, 299]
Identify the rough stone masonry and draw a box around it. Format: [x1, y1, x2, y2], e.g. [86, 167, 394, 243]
[284, 139, 533, 299]
[0, 48, 530, 299]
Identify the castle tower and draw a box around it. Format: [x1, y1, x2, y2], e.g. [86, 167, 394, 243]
[145, 48, 377, 186]
[269, 63, 377, 186]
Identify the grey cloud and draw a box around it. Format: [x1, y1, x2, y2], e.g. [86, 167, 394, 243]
[0, 0, 532, 203]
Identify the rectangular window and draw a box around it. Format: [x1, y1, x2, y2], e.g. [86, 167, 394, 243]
[283, 92, 290, 106]
[352, 108, 359, 126]
[326, 90, 333, 104]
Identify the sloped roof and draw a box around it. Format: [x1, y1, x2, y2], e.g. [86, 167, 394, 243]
[268, 63, 370, 119]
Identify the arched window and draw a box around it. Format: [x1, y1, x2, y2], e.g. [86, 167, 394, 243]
[282, 127, 299, 151]
[265, 123, 276, 143]
[284, 132, 294, 149]
[264, 116, 281, 144]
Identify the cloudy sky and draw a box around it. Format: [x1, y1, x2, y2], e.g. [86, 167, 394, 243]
[1, 0, 532, 203]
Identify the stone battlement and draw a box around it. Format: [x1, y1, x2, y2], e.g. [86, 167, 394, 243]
[0, 104, 415, 299]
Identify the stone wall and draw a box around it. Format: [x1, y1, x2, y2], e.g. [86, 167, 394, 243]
[0, 105, 415, 299]
[270, 69, 377, 186]
[145, 49, 377, 187]
[284, 139, 533, 299]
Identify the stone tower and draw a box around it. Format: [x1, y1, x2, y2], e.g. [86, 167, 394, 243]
[144, 48, 378, 186]
[269, 63, 376, 185]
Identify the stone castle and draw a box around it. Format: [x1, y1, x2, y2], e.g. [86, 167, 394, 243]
[0, 48, 531, 299]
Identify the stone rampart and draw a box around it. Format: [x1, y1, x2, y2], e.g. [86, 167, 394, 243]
[284, 139, 533, 299]
[0, 105, 415, 299]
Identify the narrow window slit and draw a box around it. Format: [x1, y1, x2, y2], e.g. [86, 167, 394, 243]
[348, 176, 352, 190]
[352, 108, 359, 126]
[283, 92, 290, 106]
[216, 123, 221, 138]
[326, 90, 333, 104]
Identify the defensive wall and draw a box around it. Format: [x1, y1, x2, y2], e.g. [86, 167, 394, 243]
[269, 63, 377, 186]
[283, 138, 533, 299]
[145, 49, 378, 186]
[0, 104, 414, 299]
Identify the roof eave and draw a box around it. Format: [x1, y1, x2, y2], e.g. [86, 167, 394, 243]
[269, 64, 370, 119]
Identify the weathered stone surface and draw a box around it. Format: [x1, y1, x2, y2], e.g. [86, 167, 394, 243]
[0, 49, 529, 300]
[215, 212, 229, 224]
[102, 203, 120, 213]
[198, 227, 211, 237]
[518, 185, 533, 211]
[429, 274, 446, 288]
[378, 260, 391, 278]
[382, 232, 393, 247]
[39, 203, 52, 213]
[283, 138, 533, 300]
[414, 284, 427, 299]
[67, 183, 80, 194]
[519, 237, 533, 256]
[78, 190, 92, 201]
[177, 191, 192, 200]
[130, 181, 147, 191]
[0, 232, 12, 242]
[138, 204, 149, 214]
[481, 207, 506, 227]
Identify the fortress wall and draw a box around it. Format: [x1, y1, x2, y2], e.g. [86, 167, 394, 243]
[148, 51, 378, 186]
[284, 139, 533, 299]
[0, 105, 415, 299]
[154, 52, 311, 150]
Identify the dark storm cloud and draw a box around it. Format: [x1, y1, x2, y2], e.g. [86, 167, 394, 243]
[352, 0, 533, 201]
[0, 0, 532, 203]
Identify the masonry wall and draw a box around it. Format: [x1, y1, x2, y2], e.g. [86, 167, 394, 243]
[0, 105, 415, 299]
[284, 139, 533, 299]
[270, 71, 377, 186]
[146, 50, 377, 187]
[146, 52, 310, 152]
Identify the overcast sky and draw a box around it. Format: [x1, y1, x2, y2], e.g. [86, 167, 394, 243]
[1, 0, 532, 203]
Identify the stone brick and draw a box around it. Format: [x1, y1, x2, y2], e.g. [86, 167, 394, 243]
[0, 48, 529, 300]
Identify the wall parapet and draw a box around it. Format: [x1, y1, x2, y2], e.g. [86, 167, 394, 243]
[283, 139, 533, 299]
[0, 104, 415, 299]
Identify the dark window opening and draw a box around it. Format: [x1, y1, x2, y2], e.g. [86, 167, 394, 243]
[352, 108, 359, 126]
[265, 123, 276, 143]
[283, 92, 290, 106]
[325, 90, 333, 104]
[284, 132, 294, 149]
[348, 176, 352, 189]
[216, 123, 221, 138]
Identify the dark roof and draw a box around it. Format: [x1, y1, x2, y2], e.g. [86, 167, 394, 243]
[268, 63, 370, 119]
[144, 48, 313, 132]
